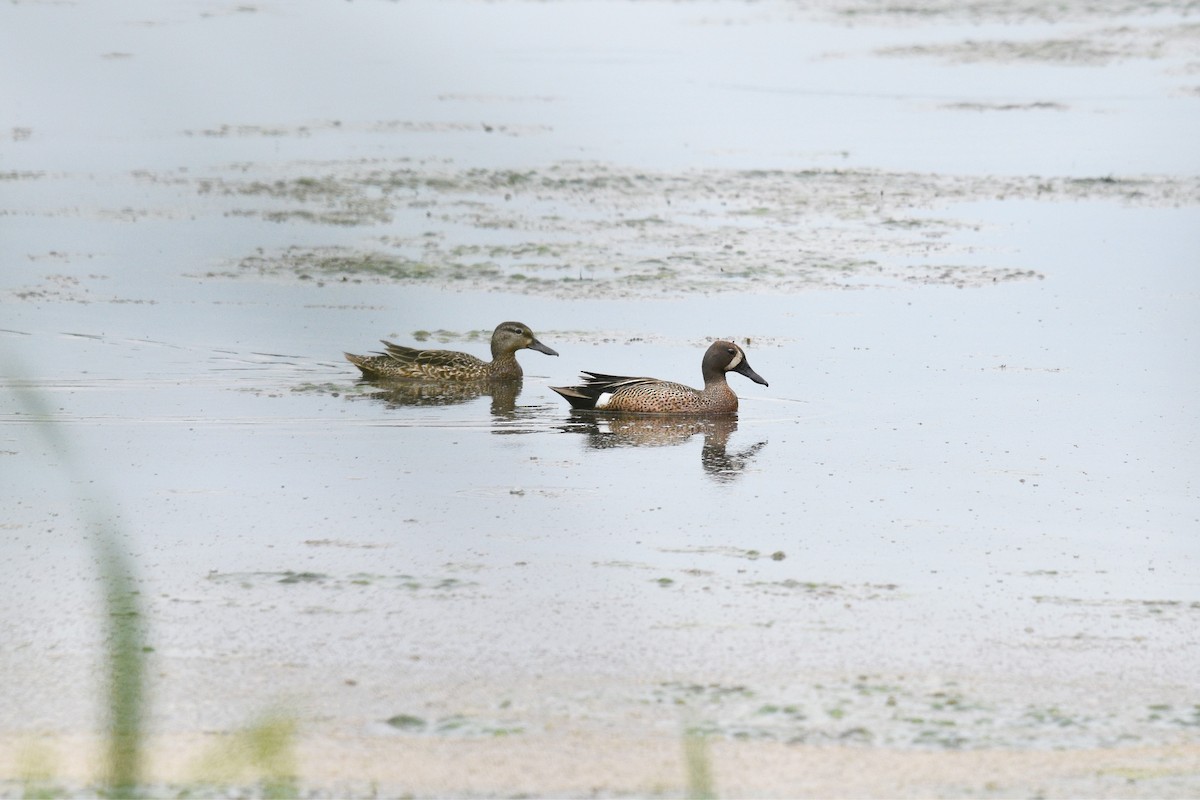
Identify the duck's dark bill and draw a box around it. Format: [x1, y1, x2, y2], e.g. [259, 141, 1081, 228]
[734, 359, 768, 386]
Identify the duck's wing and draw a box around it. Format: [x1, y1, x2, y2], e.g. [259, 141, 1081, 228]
[380, 340, 486, 370]
[552, 372, 695, 410]
[577, 372, 661, 392]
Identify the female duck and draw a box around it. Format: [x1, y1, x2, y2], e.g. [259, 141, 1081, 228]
[551, 340, 766, 414]
[346, 321, 557, 381]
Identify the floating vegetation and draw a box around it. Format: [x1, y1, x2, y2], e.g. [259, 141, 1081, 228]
[206, 570, 478, 593]
[385, 713, 525, 738]
[657, 546, 788, 561]
[746, 578, 901, 599]
[878, 22, 1200, 66]
[655, 683, 756, 708]
[1031, 595, 1200, 620]
[645, 675, 1193, 750]
[385, 714, 427, 731]
[829, 0, 1200, 24]
[941, 101, 1070, 112]
[171, 161, 1200, 299]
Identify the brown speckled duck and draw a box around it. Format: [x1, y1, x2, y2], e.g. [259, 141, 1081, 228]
[551, 340, 767, 414]
[345, 321, 558, 381]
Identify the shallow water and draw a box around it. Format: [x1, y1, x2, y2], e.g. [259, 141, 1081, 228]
[2, 0, 1199, 796]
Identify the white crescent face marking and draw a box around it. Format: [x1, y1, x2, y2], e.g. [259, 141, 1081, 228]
[595, 392, 615, 409]
[726, 348, 743, 372]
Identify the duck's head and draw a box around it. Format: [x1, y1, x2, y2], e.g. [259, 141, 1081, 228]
[492, 321, 559, 358]
[704, 340, 768, 386]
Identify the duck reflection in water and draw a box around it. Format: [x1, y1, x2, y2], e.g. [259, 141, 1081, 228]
[352, 377, 523, 416]
[562, 414, 767, 482]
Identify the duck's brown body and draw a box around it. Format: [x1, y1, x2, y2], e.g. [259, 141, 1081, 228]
[346, 322, 557, 381]
[551, 340, 767, 414]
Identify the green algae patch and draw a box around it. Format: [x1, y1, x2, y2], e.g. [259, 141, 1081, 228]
[384, 714, 426, 731]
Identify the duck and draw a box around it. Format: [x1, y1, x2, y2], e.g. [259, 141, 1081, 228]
[345, 321, 558, 381]
[551, 340, 767, 414]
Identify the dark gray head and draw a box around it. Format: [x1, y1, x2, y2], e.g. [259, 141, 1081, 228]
[491, 321, 559, 358]
[702, 340, 768, 386]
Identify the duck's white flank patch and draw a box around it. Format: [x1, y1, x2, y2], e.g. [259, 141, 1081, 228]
[596, 392, 615, 409]
[726, 348, 743, 371]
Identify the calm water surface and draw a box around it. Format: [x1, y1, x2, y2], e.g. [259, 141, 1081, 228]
[2, 0, 1198, 788]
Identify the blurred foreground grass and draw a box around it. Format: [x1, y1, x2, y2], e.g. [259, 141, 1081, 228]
[684, 728, 717, 800]
[6, 365, 146, 796]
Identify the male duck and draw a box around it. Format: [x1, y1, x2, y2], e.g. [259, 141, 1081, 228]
[551, 340, 767, 414]
[346, 321, 558, 381]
